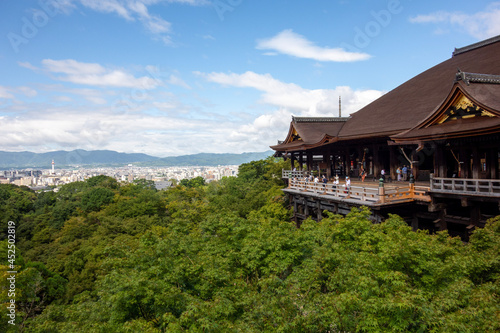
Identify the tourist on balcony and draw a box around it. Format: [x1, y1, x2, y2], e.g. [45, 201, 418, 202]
[397, 167, 402, 181]
[313, 175, 319, 192]
[402, 165, 408, 181]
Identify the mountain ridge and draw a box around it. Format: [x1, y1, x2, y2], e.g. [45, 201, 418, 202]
[0, 150, 273, 169]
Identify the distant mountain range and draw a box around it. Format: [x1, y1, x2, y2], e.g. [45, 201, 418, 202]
[0, 150, 273, 169]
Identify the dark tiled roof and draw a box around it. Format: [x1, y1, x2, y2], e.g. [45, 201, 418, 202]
[461, 80, 500, 111]
[391, 79, 500, 142]
[452, 35, 500, 56]
[338, 36, 500, 140]
[270, 117, 347, 151]
[292, 116, 350, 123]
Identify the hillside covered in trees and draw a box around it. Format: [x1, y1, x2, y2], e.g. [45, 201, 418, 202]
[0, 158, 499, 332]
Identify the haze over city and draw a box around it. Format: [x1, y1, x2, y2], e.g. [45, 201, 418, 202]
[1, 0, 499, 157]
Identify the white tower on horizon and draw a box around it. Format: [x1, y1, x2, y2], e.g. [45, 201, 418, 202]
[51, 160, 55, 174]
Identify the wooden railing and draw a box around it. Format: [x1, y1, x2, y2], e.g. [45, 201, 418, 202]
[287, 180, 430, 204]
[282, 169, 305, 179]
[413, 186, 431, 201]
[430, 177, 500, 197]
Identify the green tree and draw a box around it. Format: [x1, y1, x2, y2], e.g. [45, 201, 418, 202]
[179, 176, 206, 188]
[80, 187, 115, 213]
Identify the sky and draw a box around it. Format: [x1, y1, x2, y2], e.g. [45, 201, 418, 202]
[0, 0, 499, 157]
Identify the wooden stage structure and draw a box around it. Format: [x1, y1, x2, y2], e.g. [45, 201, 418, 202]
[271, 36, 500, 240]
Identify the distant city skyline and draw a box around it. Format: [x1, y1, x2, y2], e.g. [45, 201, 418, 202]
[1, 164, 239, 188]
[1, 0, 498, 156]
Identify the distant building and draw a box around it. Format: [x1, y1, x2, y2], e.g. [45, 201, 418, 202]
[154, 181, 172, 191]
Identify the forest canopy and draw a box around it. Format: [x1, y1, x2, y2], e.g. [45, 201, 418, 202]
[0, 157, 499, 332]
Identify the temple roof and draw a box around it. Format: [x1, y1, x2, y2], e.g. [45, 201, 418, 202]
[337, 35, 500, 140]
[270, 117, 348, 151]
[391, 77, 500, 142]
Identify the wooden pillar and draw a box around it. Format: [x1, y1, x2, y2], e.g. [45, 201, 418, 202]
[345, 150, 351, 178]
[472, 146, 480, 179]
[372, 144, 380, 179]
[317, 201, 322, 221]
[389, 146, 398, 181]
[298, 152, 304, 171]
[435, 144, 446, 178]
[293, 197, 299, 227]
[490, 149, 498, 179]
[438, 209, 447, 231]
[470, 205, 481, 227]
[459, 146, 467, 179]
[411, 216, 418, 232]
[306, 151, 313, 172]
[488, 149, 496, 179]
[290, 152, 296, 170]
[411, 150, 420, 181]
[326, 148, 332, 179]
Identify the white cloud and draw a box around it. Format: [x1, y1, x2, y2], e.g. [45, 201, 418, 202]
[142, 15, 171, 34]
[410, 3, 500, 40]
[28, 59, 161, 89]
[167, 74, 191, 89]
[197, 70, 384, 150]
[0, 87, 15, 99]
[18, 86, 38, 98]
[80, 0, 134, 20]
[0, 86, 37, 99]
[198, 71, 383, 116]
[0, 104, 243, 156]
[256, 29, 371, 62]
[1, 69, 384, 155]
[64, 0, 209, 44]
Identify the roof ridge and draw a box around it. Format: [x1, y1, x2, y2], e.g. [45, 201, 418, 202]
[455, 70, 500, 85]
[453, 35, 500, 56]
[292, 116, 350, 123]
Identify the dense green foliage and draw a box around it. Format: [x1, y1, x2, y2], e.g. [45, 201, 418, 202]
[0, 157, 499, 332]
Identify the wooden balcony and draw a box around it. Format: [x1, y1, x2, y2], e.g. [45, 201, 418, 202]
[430, 176, 500, 197]
[285, 179, 431, 207]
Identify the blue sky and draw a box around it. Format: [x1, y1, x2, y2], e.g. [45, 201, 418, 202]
[0, 0, 499, 157]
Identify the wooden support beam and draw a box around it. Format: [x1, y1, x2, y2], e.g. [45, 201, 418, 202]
[428, 202, 447, 212]
[293, 197, 299, 227]
[470, 205, 481, 226]
[411, 216, 418, 232]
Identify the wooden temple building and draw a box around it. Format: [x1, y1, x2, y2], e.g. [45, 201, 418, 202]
[271, 36, 500, 240]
